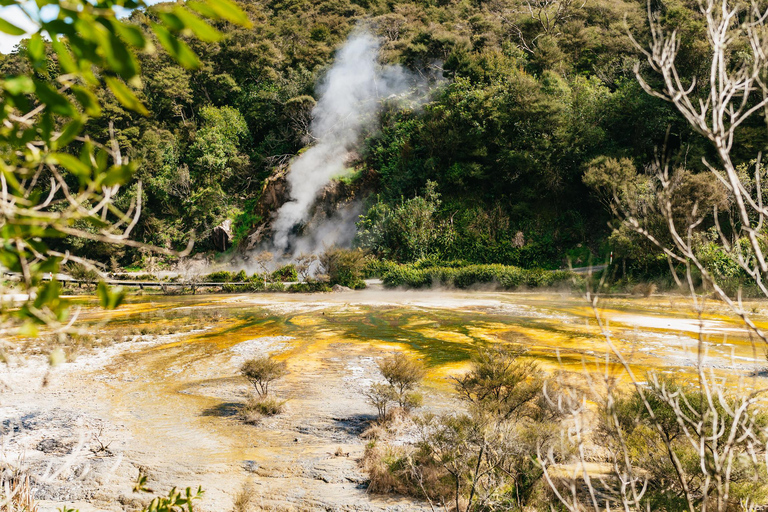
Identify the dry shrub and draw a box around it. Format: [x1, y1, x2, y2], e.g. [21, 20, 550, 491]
[240, 397, 285, 424]
[362, 442, 412, 494]
[362, 441, 451, 501]
[360, 423, 386, 441]
[631, 282, 657, 297]
[0, 472, 38, 512]
[231, 482, 255, 512]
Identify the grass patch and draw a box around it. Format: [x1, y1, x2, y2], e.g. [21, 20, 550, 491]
[240, 396, 286, 424]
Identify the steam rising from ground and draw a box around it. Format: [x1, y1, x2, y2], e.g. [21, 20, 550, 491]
[271, 28, 420, 254]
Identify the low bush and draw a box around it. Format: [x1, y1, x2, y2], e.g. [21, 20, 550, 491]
[271, 264, 298, 282]
[320, 247, 367, 289]
[287, 281, 332, 293]
[381, 263, 575, 290]
[364, 347, 564, 511]
[204, 270, 234, 282]
[67, 262, 99, 282]
[362, 258, 399, 278]
[221, 282, 265, 293]
[365, 353, 426, 419]
[240, 396, 286, 423]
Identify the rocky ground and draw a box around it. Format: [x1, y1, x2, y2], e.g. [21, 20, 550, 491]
[0, 322, 436, 511]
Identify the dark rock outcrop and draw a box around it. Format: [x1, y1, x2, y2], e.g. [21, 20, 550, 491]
[211, 219, 233, 251]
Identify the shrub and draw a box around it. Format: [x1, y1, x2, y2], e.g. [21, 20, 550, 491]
[600, 378, 768, 510]
[240, 396, 286, 423]
[266, 282, 286, 292]
[66, 262, 99, 282]
[363, 258, 399, 278]
[319, 247, 367, 289]
[221, 282, 265, 293]
[287, 281, 332, 293]
[453, 347, 545, 420]
[271, 264, 298, 282]
[381, 263, 575, 290]
[240, 356, 288, 397]
[364, 347, 564, 511]
[377, 352, 426, 410]
[364, 383, 398, 419]
[204, 270, 233, 282]
[295, 253, 319, 281]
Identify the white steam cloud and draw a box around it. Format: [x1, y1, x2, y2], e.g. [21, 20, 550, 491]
[270, 28, 414, 253]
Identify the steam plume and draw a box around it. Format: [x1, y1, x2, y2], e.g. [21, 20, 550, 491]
[270, 28, 412, 253]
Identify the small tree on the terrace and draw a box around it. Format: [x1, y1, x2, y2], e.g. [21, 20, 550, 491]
[377, 352, 426, 410]
[253, 251, 274, 286]
[295, 252, 318, 282]
[240, 356, 288, 398]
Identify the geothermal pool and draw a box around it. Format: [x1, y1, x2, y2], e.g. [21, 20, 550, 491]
[4, 290, 767, 511]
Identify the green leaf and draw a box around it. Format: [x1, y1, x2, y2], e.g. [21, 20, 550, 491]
[150, 23, 200, 69]
[204, 0, 252, 27]
[28, 33, 46, 69]
[113, 21, 149, 50]
[34, 81, 76, 117]
[171, 8, 222, 42]
[157, 12, 185, 32]
[104, 76, 148, 115]
[0, 18, 27, 36]
[97, 282, 125, 310]
[50, 35, 78, 74]
[186, 1, 218, 20]
[101, 162, 135, 187]
[47, 152, 91, 178]
[72, 85, 102, 117]
[3, 75, 34, 95]
[51, 119, 84, 150]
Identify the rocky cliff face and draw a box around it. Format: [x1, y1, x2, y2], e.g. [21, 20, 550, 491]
[242, 162, 375, 253]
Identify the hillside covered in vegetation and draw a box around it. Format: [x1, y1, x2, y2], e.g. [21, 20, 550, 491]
[0, 0, 744, 276]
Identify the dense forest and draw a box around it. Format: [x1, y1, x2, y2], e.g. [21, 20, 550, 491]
[0, 0, 748, 276]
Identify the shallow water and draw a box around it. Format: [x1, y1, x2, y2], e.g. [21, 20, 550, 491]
[22, 290, 768, 510]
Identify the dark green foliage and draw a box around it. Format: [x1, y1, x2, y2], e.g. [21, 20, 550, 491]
[203, 271, 234, 282]
[271, 264, 298, 282]
[319, 247, 367, 289]
[2, 0, 725, 276]
[381, 263, 574, 289]
[287, 281, 332, 293]
[221, 282, 265, 293]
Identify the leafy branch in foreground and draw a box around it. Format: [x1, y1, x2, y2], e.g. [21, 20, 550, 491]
[0, 0, 250, 343]
[134, 473, 204, 512]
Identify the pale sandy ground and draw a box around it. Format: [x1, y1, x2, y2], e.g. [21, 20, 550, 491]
[2, 290, 767, 511]
[1, 330, 436, 511]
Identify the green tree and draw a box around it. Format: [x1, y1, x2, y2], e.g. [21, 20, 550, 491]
[0, 0, 250, 336]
